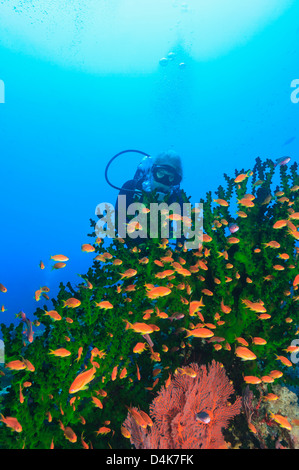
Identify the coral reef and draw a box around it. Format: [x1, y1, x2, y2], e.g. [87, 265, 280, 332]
[0, 157, 298, 449]
[123, 360, 242, 448]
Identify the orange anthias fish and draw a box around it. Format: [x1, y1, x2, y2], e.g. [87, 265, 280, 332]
[121, 426, 131, 439]
[0, 283, 7, 293]
[237, 198, 254, 207]
[69, 367, 96, 394]
[189, 299, 205, 317]
[111, 366, 118, 381]
[220, 299, 231, 314]
[270, 413, 292, 431]
[276, 355, 292, 367]
[235, 337, 249, 346]
[119, 269, 137, 279]
[248, 422, 258, 434]
[127, 407, 147, 428]
[133, 342, 147, 354]
[119, 367, 127, 379]
[95, 301, 113, 309]
[44, 310, 62, 321]
[136, 363, 141, 380]
[257, 314, 271, 320]
[50, 254, 69, 262]
[243, 376, 262, 384]
[63, 298, 81, 308]
[252, 337, 267, 345]
[0, 414, 22, 432]
[242, 299, 267, 313]
[263, 240, 280, 248]
[213, 198, 229, 207]
[22, 358, 35, 372]
[126, 321, 155, 335]
[81, 244, 95, 252]
[185, 327, 214, 339]
[5, 360, 26, 371]
[263, 393, 279, 401]
[76, 346, 83, 362]
[269, 370, 283, 379]
[59, 422, 77, 443]
[234, 173, 248, 183]
[49, 348, 71, 357]
[273, 219, 288, 229]
[146, 286, 172, 299]
[91, 396, 103, 409]
[138, 410, 153, 427]
[96, 426, 111, 436]
[235, 347, 256, 361]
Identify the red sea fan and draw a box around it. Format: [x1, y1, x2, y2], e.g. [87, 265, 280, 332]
[123, 360, 242, 449]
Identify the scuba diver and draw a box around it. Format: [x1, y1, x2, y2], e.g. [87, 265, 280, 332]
[104, 149, 187, 247]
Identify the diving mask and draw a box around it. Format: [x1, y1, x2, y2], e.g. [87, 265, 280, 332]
[152, 165, 182, 187]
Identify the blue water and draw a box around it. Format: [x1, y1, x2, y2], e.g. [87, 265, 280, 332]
[0, 1, 298, 340]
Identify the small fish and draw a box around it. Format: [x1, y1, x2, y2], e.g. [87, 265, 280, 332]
[195, 411, 211, 424]
[237, 198, 254, 207]
[119, 268, 137, 279]
[63, 298, 81, 308]
[69, 367, 96, 394]
[185, 327, 214, 339]
[274, 156, 291, 167]
[0, 283, 7, 293]
[50, 254, 69, 262]
[253, 179, 264, 186]
[257, 313, 271, 320]
[138, 410, 153, 427]
[126, 321, 154, 335]
[251, 337, 267, 345]
[119, 367, 127, 379]
[81, 244, 95, 252]
[95, 300, 113, 309]
[227, 237, 240, 244]
[49, 348, 71, 357]
[235, 347, 256, 361]
[127, 407, 147, 428]
[263, 393, 279, 401]
[243, 376, 262, 384]
[146, 286, 172, 299]
[263, 240, 280, 248]
[0, 414, 22, 432]
[63, 426, 77, 443]
[169, 312, 185, 322]
[270, 413, 292, 431]
[220, 299, 231, 314]
[273, 219, 288, 229]
[121, 426, 131, 438]
[92, 396, 103, 409]
[5, 360, 26, 371]
[293, 274, 299, 287]
[236, 337, 249, 347]
[136, 363, 141, 381]
[95, 427, 111, 436]
[44, 310, 62, 321]
[229, 223, 239, 234]
[213, 198, 229, 207]
[248, 422, 258, 434]
[269, 370, 283, 379]
[52, 262, 66, 270]
[276, 355, 292, 367]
